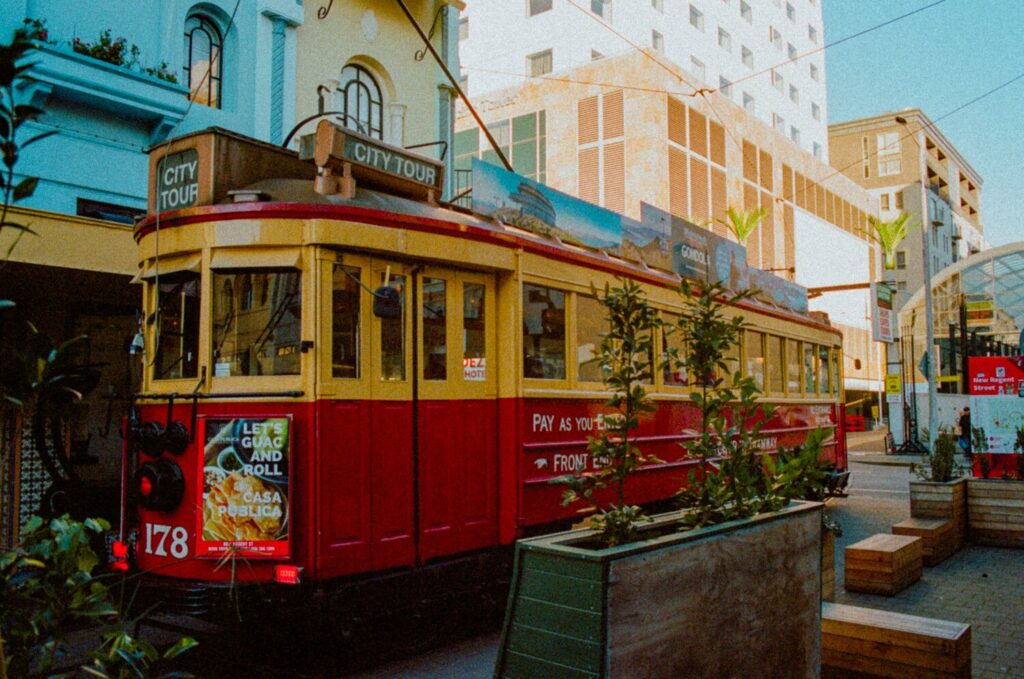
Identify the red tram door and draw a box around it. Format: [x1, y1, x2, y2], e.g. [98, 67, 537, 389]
[415, 267, 499, 563]
[315, 257, 498, 579]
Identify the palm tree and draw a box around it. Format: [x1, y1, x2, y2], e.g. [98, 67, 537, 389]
[716, 206, 768, 246]
[865, 213, 918, 270]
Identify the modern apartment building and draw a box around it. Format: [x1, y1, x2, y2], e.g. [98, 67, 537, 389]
[829, 109, 986, 308]
[458, 0, 829, 161]
[454, 48, 883, 406]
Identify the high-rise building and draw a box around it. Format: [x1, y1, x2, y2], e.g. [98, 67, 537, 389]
[829, 109, 986, 307]
[458, 0, 829, 160]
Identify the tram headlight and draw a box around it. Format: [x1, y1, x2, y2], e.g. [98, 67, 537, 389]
[134, 458, 185, 512]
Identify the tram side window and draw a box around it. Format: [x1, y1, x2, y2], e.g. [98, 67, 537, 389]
[818, 346, 831, 395]
[745, 330, 765, 391]
[332, 264, 360, 378]
[423, 278, 447, 381]
[154, 274, 200, 380]
[523, 284, 565, 379]
[767, 334, 783, 394]
[577, 295, 605, 383]
[662, 314, 688, 387]
[831, 349, 841, 396]
[212, 270, 301, 376]
[464, 283, 486, 378]
[803, 343, 817, 394]
[787, 340, 802, 394]
[380, 274, 406, 381]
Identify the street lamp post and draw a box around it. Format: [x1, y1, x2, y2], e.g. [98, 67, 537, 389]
[896, 114, 939, 453]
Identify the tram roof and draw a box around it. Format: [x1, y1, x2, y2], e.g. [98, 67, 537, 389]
[136, 178, 832, 330]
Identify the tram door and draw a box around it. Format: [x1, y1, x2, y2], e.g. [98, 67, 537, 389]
[415, 267, 498, 562]
[316, 255, 497, 577]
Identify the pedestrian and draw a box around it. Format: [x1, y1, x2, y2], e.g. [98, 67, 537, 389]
[958, 407, 972, 459]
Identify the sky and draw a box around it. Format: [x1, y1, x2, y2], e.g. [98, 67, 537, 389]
[823, 0, 1024, 247]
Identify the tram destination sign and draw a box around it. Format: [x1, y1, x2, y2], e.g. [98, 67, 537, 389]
[155, 149, 199, 212]
[301, 121, 444, 201]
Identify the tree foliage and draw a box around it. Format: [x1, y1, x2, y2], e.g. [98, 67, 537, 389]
[864, 213, 917, 270]
[716, 206, 767, 246]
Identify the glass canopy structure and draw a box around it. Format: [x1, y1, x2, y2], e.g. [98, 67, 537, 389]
[898, 242, 1024, 394]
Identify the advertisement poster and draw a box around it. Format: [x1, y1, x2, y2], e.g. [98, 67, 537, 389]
[968, 356, 1024, 396]
[969, 396, 1024, 454]
[196, 416, 291, 558]
[871, 282, 894, 343]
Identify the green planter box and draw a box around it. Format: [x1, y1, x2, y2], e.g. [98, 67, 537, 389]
[494, 501, 823, 679]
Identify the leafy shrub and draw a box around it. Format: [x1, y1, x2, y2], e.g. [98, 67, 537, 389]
[911, 430, 962, 482]
[72, 29, 140, 68]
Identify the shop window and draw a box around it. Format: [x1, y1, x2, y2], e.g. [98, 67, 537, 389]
[332, 264, 361, 379]
[576, 295, 605, 382]
[339, 64, 383, 139]
[380, 273, 406, 381]
[154, 274, 200, 380]
[767, 334, 783, 394]
[212, 270, 301, 376]
[786, 340, 802, 394]
[184, 14, 222, 109]
[745, 330, 765, 391]
[523, 284, 565, 379]
[422, 278, 447, 381]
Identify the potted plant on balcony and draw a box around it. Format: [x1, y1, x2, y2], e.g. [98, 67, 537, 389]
[494, 280, 822, 679]
[909, 430, 968, 550]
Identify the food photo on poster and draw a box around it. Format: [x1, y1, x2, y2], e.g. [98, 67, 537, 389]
[197, 416, 292, 558]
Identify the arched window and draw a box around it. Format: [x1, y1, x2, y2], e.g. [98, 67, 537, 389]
[184, 15, 222, 108]
[339, 64, 383, 139]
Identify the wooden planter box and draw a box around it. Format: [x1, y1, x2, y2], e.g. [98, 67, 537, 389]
[909, 478, 967, 551]
[494, 501, 823, 679]
[967, 478, 1024, 548]
[822, 527, 836, 602]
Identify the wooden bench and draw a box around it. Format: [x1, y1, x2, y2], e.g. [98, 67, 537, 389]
[844, 533, 922, 596]
[822, 602, 971, 678]
[893, 517, 956, 566]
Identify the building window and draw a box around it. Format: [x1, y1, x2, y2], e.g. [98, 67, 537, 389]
[184, 15, 222, 108]
[880, 193, 890, 210]
[339, 64, 383, 139]
[789, 84, 799, 103]
[895, 190, 904, 210]
[741, 45, 754, 68]
[811, 102, 820, 120]
[789, 126, 800, 144]
[528, 0, 553, 16]
[690, 56, 706, 81]
[718, 27, 732, 52]
[740, 0, 752, 22]
[528, 49, 553, 76]
[786, 2, 796, 21]
[773, 113, 785, 133]
[591, 49, 605, 61]
[897, 281, 907, 292]
[810, 63, 819, 81]
[772, 69, 784, 91]
[770, 26, 782, 50]
[787, 42, 797, 60]
[458, 17, 468, 41]
[743, 92, 755, 114]
[652, 0, 663, 10]
[591, 0, 609, 18]
[808, 24, 818, 43]
[812, 142, 822, 159]
[877, 132, 902, 176]
[76, 198, 146, 225]
[896, 251, 906, 269]
[690, 5, 704, 31]
[652, 30, 664, 53]
[719, 76, 732, 99]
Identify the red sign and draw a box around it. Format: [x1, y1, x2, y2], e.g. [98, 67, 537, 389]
[196, 416, 292, 559]
[968, 356, 1024, 396]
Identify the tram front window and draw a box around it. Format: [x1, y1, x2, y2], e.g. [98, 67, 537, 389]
[212, 270, 301, 376]
[154, 274, 200, 380]
[332, 264, 360, 378]
[522, 284, 565, 379]
[380, 274, 406, 381]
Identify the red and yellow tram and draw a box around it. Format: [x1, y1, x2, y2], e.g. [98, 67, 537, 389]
[122, 126, 847, 605]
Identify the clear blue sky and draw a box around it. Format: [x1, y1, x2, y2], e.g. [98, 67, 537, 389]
[823, 0, 1023, 247]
